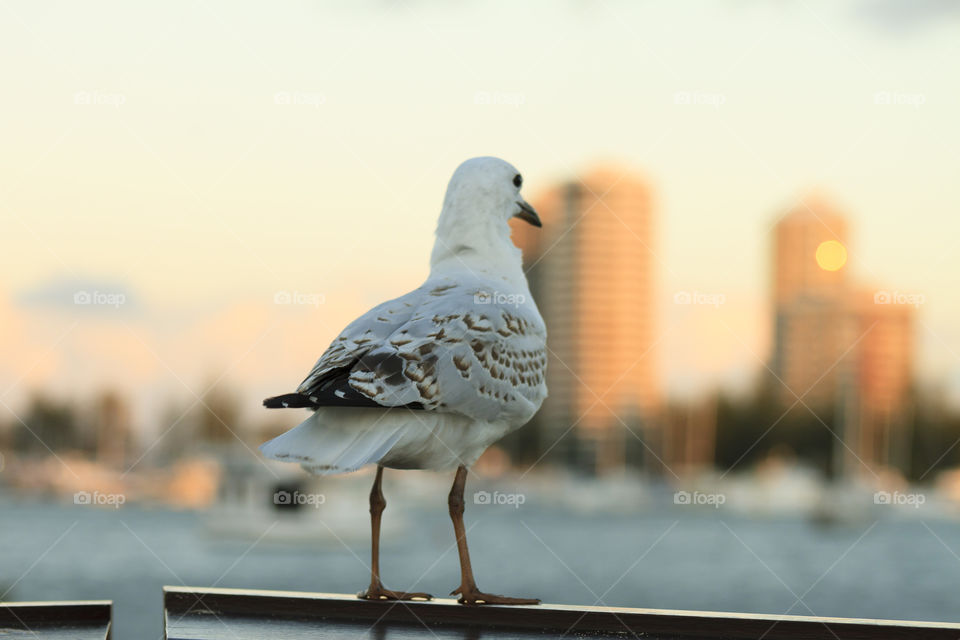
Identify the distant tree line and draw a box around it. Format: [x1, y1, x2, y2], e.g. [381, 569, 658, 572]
[713, 386, 960, 482]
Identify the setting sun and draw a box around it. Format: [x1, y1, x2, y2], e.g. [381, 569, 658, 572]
[815, 240, 847, 271]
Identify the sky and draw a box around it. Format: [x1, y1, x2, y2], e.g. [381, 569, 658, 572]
[2, 0, 960, 437]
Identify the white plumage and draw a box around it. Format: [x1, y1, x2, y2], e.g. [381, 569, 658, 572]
[261, 157, 547, 476]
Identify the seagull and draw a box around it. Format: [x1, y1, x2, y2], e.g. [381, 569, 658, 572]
[261, 157, 547, 605]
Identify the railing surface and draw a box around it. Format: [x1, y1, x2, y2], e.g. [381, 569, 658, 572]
[164, 586, 960, 640]
[0, 600, 112, 640]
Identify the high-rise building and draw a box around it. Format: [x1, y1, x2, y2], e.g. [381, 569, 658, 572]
[769, 196, 914, 476]
[770, 197, 853, 410]
[662, 397, 717, 474]
[511, 166, 659, 473]
[772, 196, 849, 307]
[842, 290, 915, 475]
[94, 390, 133, 468]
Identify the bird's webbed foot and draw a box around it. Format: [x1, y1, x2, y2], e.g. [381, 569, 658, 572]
[450, 585, 540, 605]
[358, 582, 432, 601]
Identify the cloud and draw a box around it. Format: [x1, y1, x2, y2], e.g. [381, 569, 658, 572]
[15, 276, 139, 314]
[854, 0, 960, 35]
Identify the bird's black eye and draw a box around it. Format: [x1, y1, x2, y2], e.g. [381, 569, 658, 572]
[513, 174, 522, 188]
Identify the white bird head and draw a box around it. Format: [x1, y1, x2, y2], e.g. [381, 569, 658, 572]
[431, 157, 541, 270]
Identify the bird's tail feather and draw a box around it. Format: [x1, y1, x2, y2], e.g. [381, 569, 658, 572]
[259, 409, 408, 475]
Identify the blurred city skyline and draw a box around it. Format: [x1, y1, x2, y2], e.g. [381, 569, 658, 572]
[3, 0, 960, 444]
[5, 6, 960, 638]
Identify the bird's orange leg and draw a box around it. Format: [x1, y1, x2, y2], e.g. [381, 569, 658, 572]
[448, 465, 540, 605]
[358, 465, 432, 601]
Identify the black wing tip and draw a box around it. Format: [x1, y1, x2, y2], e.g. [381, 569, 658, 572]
[263, 391, 426, 411]
[263, 393, 317, 409]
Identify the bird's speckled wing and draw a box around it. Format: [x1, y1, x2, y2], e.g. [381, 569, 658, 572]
[297, 278, 547, 425]
[295, 291, 422, 404]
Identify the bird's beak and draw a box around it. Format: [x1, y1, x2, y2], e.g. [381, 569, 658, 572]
[514, 199, 542, 228]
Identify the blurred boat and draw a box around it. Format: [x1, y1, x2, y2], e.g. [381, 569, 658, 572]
[201, 454, 404, 546]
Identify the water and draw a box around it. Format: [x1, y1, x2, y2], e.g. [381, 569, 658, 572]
[2, 492, 959, 639]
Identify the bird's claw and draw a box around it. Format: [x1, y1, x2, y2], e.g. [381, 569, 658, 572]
[450, 586, 540, 605]
[358, 585, 432, 601]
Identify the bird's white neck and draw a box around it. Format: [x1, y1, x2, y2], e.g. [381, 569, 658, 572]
[429, 209, 527, 289]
